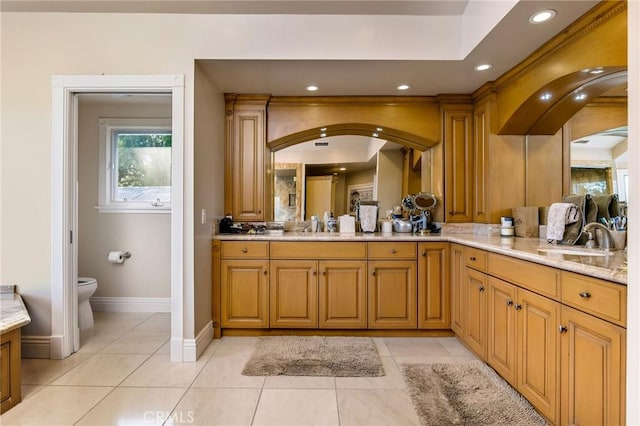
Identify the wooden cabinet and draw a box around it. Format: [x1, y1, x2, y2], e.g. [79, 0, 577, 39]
[442, 103, 474, 222]
[270, 260, 318, 328]
[319, 260, 367, 328]
[461, 266, 487, 358]
[367, 242, 417, 329]
[224, 94, 269, 222]
[1, 328, 22, 414]
[560, 306, 626, 426]
[417, 242, 450, 329]
[220, 241, 269, 328]
[486, 276, 517, 385]
[450, 244, 465, 335]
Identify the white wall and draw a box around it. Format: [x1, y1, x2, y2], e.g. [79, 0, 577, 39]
[77, 96, 172, 299]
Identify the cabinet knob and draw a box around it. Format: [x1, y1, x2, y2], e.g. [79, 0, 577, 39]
[479, 286, 485, 292]
[514, 303, 522, 310]
[449, 211, 454, 215]
[257, 210, 261, 214]
[558, 325, 568, 333]
[391, 249, 397, 254]
[422, 250, 427, 257]
[506, 299, 513, 306]
[241, 248, 248, 253]
[312, 270, 316, 276]
[579, 291, 591, 299]
[372, 270, 376, 276]
[322, 271, 326, 276]
[263, 269, 267, 275]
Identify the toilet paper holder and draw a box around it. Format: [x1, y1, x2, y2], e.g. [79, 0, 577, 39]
[108, 251, 132, 264]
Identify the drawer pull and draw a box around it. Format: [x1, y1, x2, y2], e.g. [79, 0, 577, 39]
[514, 303, 522, 310]
[558, 325, 567, 333]
[241, 248, 248, 253]
[579, 291, 591, 299]
[506, 299, 513, 306]
[470, 256, 477, 261]
[391, 248, 397, 254]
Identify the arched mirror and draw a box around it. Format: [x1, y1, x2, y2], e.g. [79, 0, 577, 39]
[272, 135, 422, 221]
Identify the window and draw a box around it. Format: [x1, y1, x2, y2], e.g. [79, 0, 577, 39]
[98, 118, 172, 212]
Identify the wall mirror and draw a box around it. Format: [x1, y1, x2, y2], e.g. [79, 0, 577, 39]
[272, 134, 421, 221]
[569, 80, 628, 208]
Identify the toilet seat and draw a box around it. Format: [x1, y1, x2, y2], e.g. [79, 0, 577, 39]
[78, 277, 97, 286]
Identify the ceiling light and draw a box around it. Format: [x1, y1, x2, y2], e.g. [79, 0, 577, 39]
[320, 132, 327, 138]
[339, 167, 346, 171]
[475, 64, 492, 71]
[376, 127, 383, 132]
[540, 93, 552, 101]
[529, 9, 556, 24]
[372, 132, 379, 138]
[575, 93, 588, 101]
[305, 85, 319, 92]
[590, 68, 604, 75]
[397, 84, 411, 91]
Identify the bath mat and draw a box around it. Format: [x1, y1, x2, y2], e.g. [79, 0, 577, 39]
[241, 336, 385, 377]
[401, 361, 547, 426]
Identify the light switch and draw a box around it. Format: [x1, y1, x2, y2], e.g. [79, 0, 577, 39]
[201, 208, 207, 224]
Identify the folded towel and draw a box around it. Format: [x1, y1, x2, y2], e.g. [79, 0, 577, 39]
[546, 203, 580, 241]
[592, 194, 619, 221]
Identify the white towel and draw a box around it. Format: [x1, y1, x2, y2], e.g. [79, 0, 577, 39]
[339, 215, 356, 233]
[546, 203, 579, 241]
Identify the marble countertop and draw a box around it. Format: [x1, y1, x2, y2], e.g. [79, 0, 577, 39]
[214, 232, 628, 285]
[1, 292, 31, 334]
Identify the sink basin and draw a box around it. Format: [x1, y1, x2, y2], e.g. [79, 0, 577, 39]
[537, 248, 613, 257]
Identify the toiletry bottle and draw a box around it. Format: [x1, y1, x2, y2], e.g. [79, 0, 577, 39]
[327, 213, 337, 232]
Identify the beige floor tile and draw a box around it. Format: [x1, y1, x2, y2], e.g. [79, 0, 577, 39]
[166, 388, 261, 426]
[121, 354, 208, 388]
[212, 336, 257, 357]
[75, 387, 186, 426]
[20, 384, 44, 400]
[436, 336, 475, 356]
[100, 330, 169, 354]
[0, 385, 112, 425]
[78, 328, 127, 353]
[393, 355, 459, 365]
[372, 337, 391, 356]
[92, 311, 153, 330]
[263, 375, 335, 389]
[191, 356, 265, 388]
[20, 353, 92, 385]
[337, 389, 421, 426]
[197, 338, 222, 361]
[253, 389, 339, 426]
[154, 340, 171, 355]
[383, 337, 450, 357]
[335, 356, 405, 390]
[132, 312, 171, 332]
[51, 353, 149, 386]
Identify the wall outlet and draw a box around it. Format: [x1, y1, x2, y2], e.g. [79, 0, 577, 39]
[201, 208, 207, 225]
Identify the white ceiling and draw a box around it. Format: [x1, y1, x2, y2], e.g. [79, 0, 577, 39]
[3, 0, 601, 96]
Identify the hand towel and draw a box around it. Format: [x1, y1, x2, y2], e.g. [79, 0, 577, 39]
[546, 203, 580, 241]
[338, 215, 356, 233]
[592, 194, 619, 221]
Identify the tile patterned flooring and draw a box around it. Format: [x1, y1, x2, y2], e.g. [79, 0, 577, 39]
[1, 312, 479, 425]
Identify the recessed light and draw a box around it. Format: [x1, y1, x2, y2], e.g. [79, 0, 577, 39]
[397, 84, 411, 91]
[376, 127, 383, 132]
[320, 133, 327, 138]
[529, 9, 556, 24]
[475, 64, 492, 71]
[540, 93, 553, 101]
[372, 132, 379, 138]
[590, 68, 604, 75]
[575, 93, 588, 101]
[305, 85, 319, 92]
[339, 167, 346, 171]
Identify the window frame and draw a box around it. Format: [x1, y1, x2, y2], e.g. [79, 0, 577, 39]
[98, 118, 172, 213]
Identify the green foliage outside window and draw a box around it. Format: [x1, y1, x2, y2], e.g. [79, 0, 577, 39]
[116, 133, 172, 188]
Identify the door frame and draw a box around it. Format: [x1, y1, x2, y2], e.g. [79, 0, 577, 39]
[51, 75, 185, 360]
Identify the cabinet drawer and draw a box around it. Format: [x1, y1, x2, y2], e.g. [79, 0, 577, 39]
[270, 241, 366, 259]
[368, 242, 417, 259]
[561, 272, 626, 326]
[464, 247, 487, 271]
[221, 241, 269, 259]
[488, 253, 560, 299]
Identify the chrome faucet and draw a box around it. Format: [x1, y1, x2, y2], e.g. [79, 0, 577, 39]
[583, 222, 615, 251]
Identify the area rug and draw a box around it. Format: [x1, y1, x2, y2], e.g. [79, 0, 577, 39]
[241, 336, 385, 377]
[401, 361, 547, 426]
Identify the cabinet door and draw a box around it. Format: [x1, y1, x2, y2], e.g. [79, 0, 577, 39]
[561, 306, 625, 426]
[443, 106, 474, 222]
[368, 261, 417, 328]
[462, 267, 487, 358]
[517, 288, 560, 424]
[450, 244, 465, 335]
[417, 243, 450, 329]
[486, 277, 517, 386]
[220, 260, 269, 328]
[270, 260, 318, 328]
[318, 260, 367, 328]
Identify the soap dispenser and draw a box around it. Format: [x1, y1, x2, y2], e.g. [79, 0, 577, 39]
[327, 213, 337, 232]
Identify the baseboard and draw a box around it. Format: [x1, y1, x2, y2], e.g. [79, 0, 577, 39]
[90, 296, 171, 313]
[22, 335, 51, 359]
[181, 321, 213, 362]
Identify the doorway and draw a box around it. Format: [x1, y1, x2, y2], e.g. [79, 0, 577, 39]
[51, 75, 185, 361]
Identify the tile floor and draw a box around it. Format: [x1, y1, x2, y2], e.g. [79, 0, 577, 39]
[1, 312, 478, 426]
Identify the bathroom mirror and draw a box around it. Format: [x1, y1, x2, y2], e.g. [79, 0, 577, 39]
[272, 135, 417, 221]
[569, 80, 628, 205]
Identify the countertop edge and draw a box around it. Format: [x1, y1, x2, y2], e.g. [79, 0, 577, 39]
[212, 232, 627, 285]
[0, 293, 32, 334]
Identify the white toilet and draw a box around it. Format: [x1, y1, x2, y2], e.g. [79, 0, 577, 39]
[78, 277, 98, 330]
